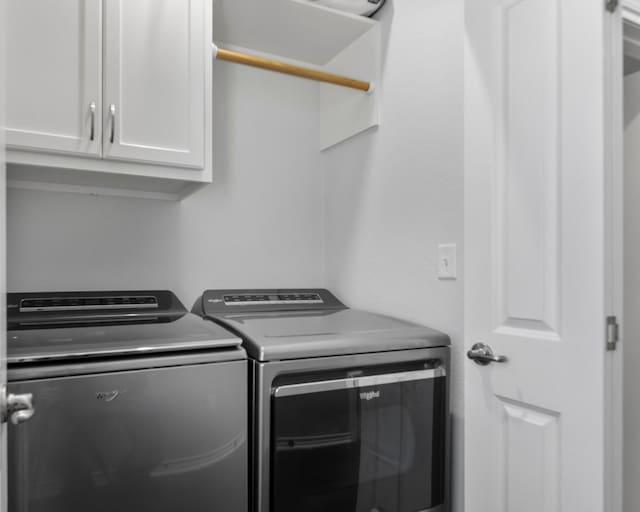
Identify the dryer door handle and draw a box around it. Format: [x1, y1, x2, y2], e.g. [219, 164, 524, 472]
[273, 367, 446, 398]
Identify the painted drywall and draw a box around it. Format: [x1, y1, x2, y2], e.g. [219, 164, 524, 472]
[6, 59, 325, 306]
[322, 0, 464, 510]
[624, 71, 640, 512]
[6, 1, 465, 508]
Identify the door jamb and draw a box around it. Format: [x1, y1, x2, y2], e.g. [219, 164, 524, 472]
[605, 4, 624, 512]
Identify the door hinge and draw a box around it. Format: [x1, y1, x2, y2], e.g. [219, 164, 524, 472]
[606, 0, 619, 13]
[607, 315, 619, 351]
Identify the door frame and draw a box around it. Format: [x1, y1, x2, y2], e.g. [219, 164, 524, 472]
[606, 3, 625, 512]
[0, 0, 8, 507]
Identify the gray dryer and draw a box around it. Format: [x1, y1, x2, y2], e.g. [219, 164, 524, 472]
[193, 288, 451, 512]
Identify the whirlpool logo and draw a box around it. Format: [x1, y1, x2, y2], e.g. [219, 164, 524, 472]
[359, 390, 380, 401]
[95, 391, 120, 402]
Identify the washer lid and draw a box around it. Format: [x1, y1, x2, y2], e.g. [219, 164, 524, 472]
[8, 314, 243, 364]
[209, 309, 450, 361]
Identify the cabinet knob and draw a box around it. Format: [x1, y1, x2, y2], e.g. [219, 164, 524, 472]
[89, 101, 96, 141]
[109, 104, 116, 144]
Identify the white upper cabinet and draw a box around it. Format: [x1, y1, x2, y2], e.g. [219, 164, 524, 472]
[103, 0, 206, 168]
[5, 0, 212, 200]
[6, 0, 102, 156]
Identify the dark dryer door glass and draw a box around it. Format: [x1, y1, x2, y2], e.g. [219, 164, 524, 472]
[8, 360, 247, 512]
[271, 367, 446, 512]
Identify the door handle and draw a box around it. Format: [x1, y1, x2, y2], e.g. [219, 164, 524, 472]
[0, 387, 35, 425]
[467, 342, 507, 366]
[89, 101, 96, 141]
[109, 104, 116, 143]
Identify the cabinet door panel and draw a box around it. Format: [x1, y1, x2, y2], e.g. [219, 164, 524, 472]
[6, 0, 102, 156]
[104, 0, 206, 169]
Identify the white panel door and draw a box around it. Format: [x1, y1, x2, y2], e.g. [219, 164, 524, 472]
[103, 0, 206, 168]
[5, 0, 102, 156]
[465, 0, 618, 511]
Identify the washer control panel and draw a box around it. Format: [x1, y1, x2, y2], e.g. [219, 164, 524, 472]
[19, 295, 158, 312]
[8, 290, 186, 330]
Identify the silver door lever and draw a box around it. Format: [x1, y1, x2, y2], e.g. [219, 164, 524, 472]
[467, 343, 507, 366]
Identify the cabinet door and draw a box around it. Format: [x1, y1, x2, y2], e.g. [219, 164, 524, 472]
[5, 0, 102, 156]
[103, 0, 206, 169]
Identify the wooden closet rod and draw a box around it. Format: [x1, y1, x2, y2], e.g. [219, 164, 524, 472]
[212, 43, 373, 93]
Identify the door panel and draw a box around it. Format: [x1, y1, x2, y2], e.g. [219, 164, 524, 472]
[103, 0, 206, 168]
[498, 399, 559, 512]
[465, 0, 614, 510]
[496, 0, 559, 336]
[5, 0, 102, 155]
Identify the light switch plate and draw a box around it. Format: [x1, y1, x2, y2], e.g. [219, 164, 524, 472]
[438, 244, 457, 280]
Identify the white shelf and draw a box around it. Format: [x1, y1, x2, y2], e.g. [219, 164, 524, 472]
[213, 0, 375, 65]
[213, 0, 381, 149]
[320, 23, 380, 149]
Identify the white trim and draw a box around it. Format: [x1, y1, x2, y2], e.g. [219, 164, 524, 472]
[6, 148, 211, 183]
[605, 5, 624, 512]
[6, 179, 185, 201]
[0, 0, 7, 505]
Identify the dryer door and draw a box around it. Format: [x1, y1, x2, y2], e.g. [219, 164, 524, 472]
[271, 367, 446, 512]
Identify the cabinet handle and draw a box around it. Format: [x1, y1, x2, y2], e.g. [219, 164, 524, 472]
[109, 104, 116, 144]
[89, 102, 96, 141]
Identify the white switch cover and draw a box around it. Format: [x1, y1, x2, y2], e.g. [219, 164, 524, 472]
[438, 244, 457, 279]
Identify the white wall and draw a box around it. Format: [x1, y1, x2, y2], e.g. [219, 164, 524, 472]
[624, 71, 640, 512]
[6, 2, 465, 508]
[322, 0, 464, 510]
[6, 60, 325, 306]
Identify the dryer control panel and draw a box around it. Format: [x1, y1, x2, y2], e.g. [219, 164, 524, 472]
[198, 289, 347, 315]
[223, 293, 322, 306]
